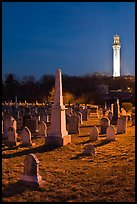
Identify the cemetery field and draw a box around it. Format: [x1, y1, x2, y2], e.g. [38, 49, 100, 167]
[2, 116, 135, 202]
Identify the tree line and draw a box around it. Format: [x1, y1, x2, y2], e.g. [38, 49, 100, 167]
[2, 73, 135, 105]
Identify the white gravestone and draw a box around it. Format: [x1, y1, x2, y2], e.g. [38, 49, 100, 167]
[89, 126, 99, 141]
[117, 116, 127, 134]
[3, 116, 16, 139]
[82, 144, 95, 156]
[20, 154, 44, 186]
[46, 69, 71, 146]
[6, 126, 17, 146]
[106, 125, 115, 141]
[100, 117, 110, 134]
[20, 126, 33, 146]
[38, 121, 47, 137]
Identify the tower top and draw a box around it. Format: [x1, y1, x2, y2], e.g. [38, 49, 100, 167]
[113, 35, 120, 45]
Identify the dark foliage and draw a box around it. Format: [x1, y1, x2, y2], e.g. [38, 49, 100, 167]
[2, 73, 135, 105]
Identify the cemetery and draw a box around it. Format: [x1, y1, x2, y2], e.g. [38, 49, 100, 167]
[2, 69, 135, 202]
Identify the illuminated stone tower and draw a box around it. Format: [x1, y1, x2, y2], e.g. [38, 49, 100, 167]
[112, 35, 121, 77]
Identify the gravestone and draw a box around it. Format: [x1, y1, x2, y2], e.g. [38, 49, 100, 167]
[117, 116, 127, 134]
[20, 126, 33, 146]
[112, 101, 118, 124]
[25, 119, 38, 133]
[106, 125, 115, 141]
[89, 126, 99, 141]
[108, 111, 113, 121]
[75, 111, 83, 124]
[6, 126, 17, 146]
[82, 144, 95, 156]
[20, 154, 44, 186]
[66, 107, 73, 115]
[38, 121, 47, 137]
[100, 117, 110, 134]
[46, 69, 71, 146]
[3, 116, 16, 139]
[81, 108, 88, 121]
[67, 114, 80, 134]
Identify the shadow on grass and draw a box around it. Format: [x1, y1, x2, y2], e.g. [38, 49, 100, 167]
[2, 180, 44, 199]
[71, 139, 114, 160]
[2, 143, 22, 151]
[94, 139, 114, 147]
[75, 139, 91, 145]
[70, 153, 85, 160]
[2, 144, 60, 159]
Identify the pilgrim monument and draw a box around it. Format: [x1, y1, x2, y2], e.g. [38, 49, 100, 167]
[112, 35, 121, 77]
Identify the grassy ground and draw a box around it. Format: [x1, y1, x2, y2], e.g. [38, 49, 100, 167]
[2, 116, 135, 202]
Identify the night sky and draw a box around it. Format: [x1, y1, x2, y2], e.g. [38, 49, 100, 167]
[2, 2, 135, 80]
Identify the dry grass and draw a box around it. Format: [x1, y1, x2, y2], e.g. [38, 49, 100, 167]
[2, 116, 135, 202]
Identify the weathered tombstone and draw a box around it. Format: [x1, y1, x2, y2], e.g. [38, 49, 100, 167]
[100, 117, 110, 134]
[66, 107, 73, 115]
[82, 144, 95, 156]
[81, 108, 88, 121]
[38, 121, 47, 137]
[75, 111, 83, 124]
[20, 154, 44, 186]
[16, 118, 23, 131]
[25, 119, 38, 133]
[108, 110, 113, 121]
[117, 116, 127, 134]
[89, 126, 99, 141]
[46, 69, 71, 146]
[106, 125, 115, 141]
[67, 114, 80, 134]
[3, 116, 16, 139]
[6, 126, 17, 146]
[112, 101, 118, 124]
[20, 126, 33, 146]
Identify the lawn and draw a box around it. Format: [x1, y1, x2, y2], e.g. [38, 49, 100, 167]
[2, 116, 135, 202]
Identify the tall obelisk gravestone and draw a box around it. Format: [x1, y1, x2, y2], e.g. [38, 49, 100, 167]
[45, 69, 71, 146]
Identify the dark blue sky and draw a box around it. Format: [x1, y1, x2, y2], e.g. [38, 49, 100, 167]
[2, 2, 135, 80]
